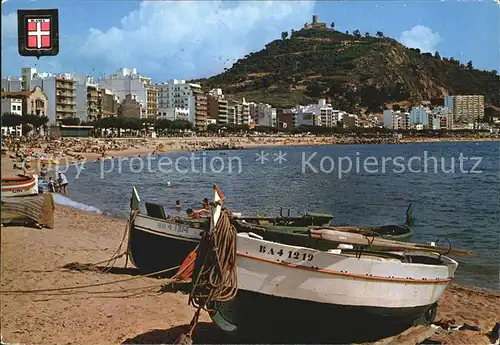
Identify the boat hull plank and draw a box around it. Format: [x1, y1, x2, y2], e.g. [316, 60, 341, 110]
[210, 289, 434, 343]
[128, 215, 203, 274]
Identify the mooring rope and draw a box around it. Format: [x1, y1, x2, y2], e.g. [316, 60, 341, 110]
[176, 210, 238, 344]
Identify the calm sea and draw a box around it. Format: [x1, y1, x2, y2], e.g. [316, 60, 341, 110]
[57, 141, 500, 291]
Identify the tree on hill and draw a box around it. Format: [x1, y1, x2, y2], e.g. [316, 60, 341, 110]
[330, 22, 335, 29]
[434, 51, 441, 60]
[376, 31, 384, 38]
[467, 60, 473, 70]
[281, 31, 288, 40]
[345, 30, 349, 35]
[353, 29, 361, 38]
[365, 32, 370, 37]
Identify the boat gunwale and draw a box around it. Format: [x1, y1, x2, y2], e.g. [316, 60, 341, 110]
[237, 252, 453, 284]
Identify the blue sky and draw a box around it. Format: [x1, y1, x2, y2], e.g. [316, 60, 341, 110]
[2, 0, 499, 82]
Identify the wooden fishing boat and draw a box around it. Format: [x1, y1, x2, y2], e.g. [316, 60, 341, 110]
[126, 187, 333, 275]
[206, 186, 466, 343]
[1, 174, 39, 197]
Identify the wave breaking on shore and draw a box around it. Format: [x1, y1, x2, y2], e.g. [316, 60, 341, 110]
[52, 194, 103, 214]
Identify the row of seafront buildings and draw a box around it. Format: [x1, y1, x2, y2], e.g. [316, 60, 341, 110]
[1, 66, 489, 136]
[1, 66, 364, 133]
[383, 95, 486, 131]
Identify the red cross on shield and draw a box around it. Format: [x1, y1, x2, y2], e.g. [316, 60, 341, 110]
[18, 9, 59, 58]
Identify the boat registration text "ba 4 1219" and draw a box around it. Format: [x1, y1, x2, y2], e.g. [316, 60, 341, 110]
[258, 245, 314, 261]
[157, 222, 189, 234]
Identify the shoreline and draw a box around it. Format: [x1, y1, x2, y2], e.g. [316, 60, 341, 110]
[1, 205, 499, 344]
[2, 136, 499, 178]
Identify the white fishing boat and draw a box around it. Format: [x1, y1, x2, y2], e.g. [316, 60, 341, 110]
[207, 186, 462, 342]
[1, 174, 39, 197]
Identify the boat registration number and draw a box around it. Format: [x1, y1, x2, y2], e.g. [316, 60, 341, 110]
[157, 222, 190, 235]
[258, 245, 314, 261]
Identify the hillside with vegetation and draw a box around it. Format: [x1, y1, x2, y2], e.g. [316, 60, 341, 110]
[198, 25, 500, 114]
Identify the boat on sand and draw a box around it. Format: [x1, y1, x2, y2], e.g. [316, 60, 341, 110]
[202, 185, 469, 343]
[1, 174, 39, 197]
[126, 187, 333, 274]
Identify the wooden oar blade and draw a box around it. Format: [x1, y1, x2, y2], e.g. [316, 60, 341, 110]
[309, 228, 479, 258]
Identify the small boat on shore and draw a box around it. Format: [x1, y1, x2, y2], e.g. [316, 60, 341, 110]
[126, 188, 333, 274]
[202, 186, 472, 343]
[1, 175, 39, 197]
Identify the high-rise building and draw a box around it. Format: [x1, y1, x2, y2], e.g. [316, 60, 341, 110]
[99, 68, 156, 118]
[73, 75, 99, 122]
[208, 89, 229, 124]
[156, 79, 207, 126]
[27, 70, 77, 124]
[444, 95, 484, 124]
[192, 86, 208, 131]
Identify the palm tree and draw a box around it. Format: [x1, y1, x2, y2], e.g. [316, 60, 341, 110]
[376, 31, 384, 38]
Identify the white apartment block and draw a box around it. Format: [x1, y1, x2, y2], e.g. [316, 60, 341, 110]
[292, 99, 343, 127]
[1, 77, 22, 92]
[156, 79, 201, 124]
[157, 107, 190, 121]
[25, 68, 77, 125]
[99, 68, 157, 118]
[1, 98, 23, 136]
[73, 74, 99, 122]
[249, 103, 276, 127]
[383, 109, 409, 130]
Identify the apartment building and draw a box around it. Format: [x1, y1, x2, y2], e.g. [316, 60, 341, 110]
[157, 108, 190, 121]
[192, 86, 208, 130]
[99, 68, 156, 118]
[277, 109, 294, 129]
[1, 98, 23, 136]
[229, 98, 250, 126]
[156, 79, 202, 124]
[118, 94, 142, 118]
[73, 75, 99, 122]
[1, 76, 22, 92]
[249, 103, 276, 127]
[383, 109, 409, 130]
[98, 89, 120, 119]
[208, 89, 229, 124]
[27, 72, 76, 124]
[444, 95, 484, 124]
[409, 106, 430, 128]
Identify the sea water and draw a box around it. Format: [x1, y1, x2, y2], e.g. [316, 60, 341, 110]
[54, 141, 500, 291]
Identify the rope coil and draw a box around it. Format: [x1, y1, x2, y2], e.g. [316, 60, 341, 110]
[188, 210, 238, 310]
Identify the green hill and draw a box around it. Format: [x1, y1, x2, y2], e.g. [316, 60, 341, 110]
[198, 27, 500, 113]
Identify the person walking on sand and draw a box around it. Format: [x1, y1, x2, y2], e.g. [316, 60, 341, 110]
[58, 172, 68, 195]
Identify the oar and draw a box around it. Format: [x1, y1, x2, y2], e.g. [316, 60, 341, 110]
[309, 227, 479, 258]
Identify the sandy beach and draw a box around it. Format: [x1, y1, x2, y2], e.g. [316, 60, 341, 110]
[2, 135, 499, 178]
[1, 205, 499, 345]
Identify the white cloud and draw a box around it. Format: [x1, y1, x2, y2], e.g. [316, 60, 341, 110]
[78, 1, 315, 79]
[399, 25, 442, 53]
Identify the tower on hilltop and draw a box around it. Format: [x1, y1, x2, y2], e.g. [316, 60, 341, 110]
[304, 15, 327, 30]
